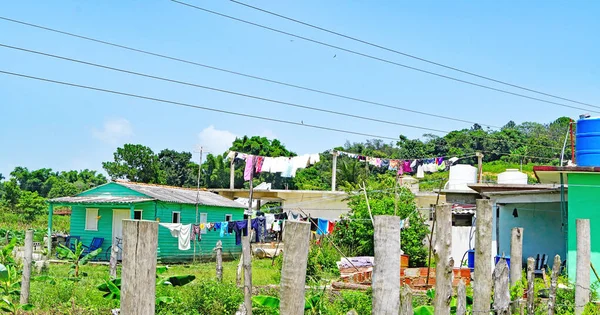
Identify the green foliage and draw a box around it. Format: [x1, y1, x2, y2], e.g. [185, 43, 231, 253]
[102, 144, 164, 183]
[0, 263, 33, 314]
[0, 239, 17, 266]
[56, 242, 102, 278]
[156, 280, 243, 315]
[332, 175, 429, 266]
[15, 191, 46, 222]
[305, 242, 341, 282]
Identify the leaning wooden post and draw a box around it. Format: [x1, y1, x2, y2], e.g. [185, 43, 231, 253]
[372, 215, 401, 314]
[400, 285, 413, 315]
[121, 220, 158, 315]
[473, 199, 492, 314]
[547, 255, 561, 315]
[493, 258, 510, 315]
[331, 150, 338, 192]
[214, 240, 223, 282]
[433, 204, 452, 315]
[109, 237, 118, 279]
[576, 219, 591, 315]
[279, 221, 311, 315]
[456, 280, 467, 315]
[510, 227, 524, 287]
[230, 157, 235, 189]
[526, 257, 535, 315]
[20, 229, 33, 305]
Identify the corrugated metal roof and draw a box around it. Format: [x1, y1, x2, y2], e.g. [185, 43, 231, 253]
[50, 196, 154, 204]
[452, 203, 476, 215]
[116, 182, 245, 208]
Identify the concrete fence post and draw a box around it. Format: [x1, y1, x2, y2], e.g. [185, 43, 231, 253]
[473, 199, 492, 314]
[279, 221, 311, 315]
[510, 227, 523, 287]
[372, 215, 401, 315]
[434, 204, 452, 315]
[575, 219, 591, 315]
[20, 229, 34, 305]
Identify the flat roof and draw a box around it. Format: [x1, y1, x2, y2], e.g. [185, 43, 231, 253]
[533, 166, 600, 184]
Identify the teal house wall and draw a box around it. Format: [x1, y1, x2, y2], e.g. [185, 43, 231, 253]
[51, 182, 245, 261]
[567, 173, 600, 283]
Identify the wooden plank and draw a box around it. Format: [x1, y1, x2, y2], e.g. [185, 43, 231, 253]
[434, 204, 452, 315]
[109, 237, 118, 279]
[215, 240, 223, 282]
[279, 221, 311, 315]
[575, 219, 590, 315]
[400, 285, 413, 315]
[372, 215, 401, 315]
[493, 258, 510, 315]
[20, 229, 33, 304]
[510, 227, 524, 287]
[121, 220, 158, 315]
[527, 257, 535, 315]
[473, 199, 492, 314]
[456, 280, 467, 315]
[547, 255, 561, 315]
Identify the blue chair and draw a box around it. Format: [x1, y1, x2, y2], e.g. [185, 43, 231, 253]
[66, 236, 81, 251]
[81, 237, 104, 257]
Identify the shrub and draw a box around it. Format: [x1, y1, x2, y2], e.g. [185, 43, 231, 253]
[157, 280, 243, 315]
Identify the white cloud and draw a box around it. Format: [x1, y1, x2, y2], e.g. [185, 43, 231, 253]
[198, 125, 238, 155]
[92, 118, 133, 145]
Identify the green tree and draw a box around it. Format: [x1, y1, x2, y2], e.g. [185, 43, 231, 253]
[102, 144, 163, 183]
[1, 179, 21, 210]
[46, 177, 79, 199]
[16, 190, 46, 222]
[157, 149, 196, 187]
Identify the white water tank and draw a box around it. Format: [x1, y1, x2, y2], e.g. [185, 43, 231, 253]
[497, 169, 528, 185]
[446, 164, 477, 190]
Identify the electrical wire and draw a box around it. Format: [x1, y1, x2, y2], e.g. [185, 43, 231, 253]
[0, 69, 400, 141]
[230, 0, 599, 110]
[0, 15, 500, 128]
[0, 43, 449, 134]
[171, 0, 600, 114]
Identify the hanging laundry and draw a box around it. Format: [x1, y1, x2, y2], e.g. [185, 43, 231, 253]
[220, 222, 229, 237]
[290, 155, 310, 177]
[389, 160, 401, 171]
[436, 157, 444, 165]
[228, 221, 235, 234]
[274, 212, 288, 220]
[403, 161, 412, 173]
[265, 214, 275, 230]
[317, 218, 329, 235]
[437, 160, 446, 171]
[280, 158, 294, 178]
[289, 212, 300, 221]
[261, 157, 274, 173]
[366, 156, 376, 166]
[416, 163, 425, 178]
[191, 224, 201, 242]
[308, 153, 321, 165]
[380, 159, 390, 169]
[327, 221, 336, 234]
[214, 222, 222, 231]
[251, 217, 267, 243]
[233, 220, 248, 246]
[159, 223, 191, 250]
[358, 155, 366, 161]
[272, 220, 281, 232]
[255, 156, 264, 173]
[309, 218, 318, 232]
[375, 158, 382, 167]
[244, 155, 255, 181]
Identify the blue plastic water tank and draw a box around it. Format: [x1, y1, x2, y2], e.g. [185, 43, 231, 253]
[576, 117, 600, 166]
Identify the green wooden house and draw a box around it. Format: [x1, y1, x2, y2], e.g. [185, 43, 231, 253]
[47, 181, 245, 261]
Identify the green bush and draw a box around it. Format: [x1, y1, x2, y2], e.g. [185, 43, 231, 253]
[156, 280, 243, 315]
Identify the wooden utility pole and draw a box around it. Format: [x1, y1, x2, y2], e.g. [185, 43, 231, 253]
[121, 220, 158, 315]
[230, 155, 235, 189]
[456, 280, 467, 315]
[215, 240, 223, 282]
[433, 204, 452, 315]
[527, 257, 535, 315]
[242, 156, 255, 315]
[548, 255, 561, 315]
[400, 286, 413, 315]
[493, 258, 510, 315]
[575, 219, 591, 315]
[331, 150, 338, 191]
[476, 152, 484, 183]
[473, 199, 492, 314]
[20, 229, 33, 305]
[372, 215, 401, 315]
[194, 146, 203, 263]
[510, 227, 524, 287]
[279, 221, 311, 315]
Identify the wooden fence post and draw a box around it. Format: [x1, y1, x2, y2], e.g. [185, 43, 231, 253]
[547, 255, 561, 315]
[434, 204, 452, 315]
[121, 220, 158, 315]
[109, 237, 118, 279]
[20, 229, 33, 305]
[400, 285, 413, 315]
[215, 240, 223, 282]
[493, 258, 510, 315]
[456, 280, 467, 315]
[576, 219, 591, 315]
[372, 215, 401, 315]
[473, 199, 492, 314]
[510, 227, 524, 287]
[527, 257, 535, 315]
[280, 221, 311, 315]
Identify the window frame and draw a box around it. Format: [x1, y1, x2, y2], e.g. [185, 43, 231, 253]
[85, 208, 99, 231]
[225, 214, 232, 222]
[134, 210, 143, 220]
[172, 211, 181, 223]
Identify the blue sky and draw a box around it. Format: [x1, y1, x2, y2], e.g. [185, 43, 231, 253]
[1, 0, 598, 177]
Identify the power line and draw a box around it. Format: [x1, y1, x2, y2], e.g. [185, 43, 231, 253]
[230, 0, 599, 110]
[0, 69, 402, 141]
[170, 0, 600, 113]
[0, 43, 448, 134]
[0, 15, 500, 128]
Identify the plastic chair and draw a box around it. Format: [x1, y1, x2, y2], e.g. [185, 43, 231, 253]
[81, 237, 104, 257]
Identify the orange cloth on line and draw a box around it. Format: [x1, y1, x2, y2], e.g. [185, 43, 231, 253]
[327, 221, 335, 234]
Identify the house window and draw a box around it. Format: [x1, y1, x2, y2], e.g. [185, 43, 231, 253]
[134, 210, 143, 220]
[85, 208, 99, 231]
[172, 212, 181, 223]
[225, 214, 232, 222]
[200, 213, 208, 234]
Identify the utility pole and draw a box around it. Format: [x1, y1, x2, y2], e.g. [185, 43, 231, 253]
[331, 150, 338, 192]
[242, 156, 255, 315]
[476, 152, 484, 183]
[194, 146, 203, 263]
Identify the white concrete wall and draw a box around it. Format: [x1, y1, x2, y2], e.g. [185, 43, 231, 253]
[452, 226, 473, 267]
[498, 202, 565, 270]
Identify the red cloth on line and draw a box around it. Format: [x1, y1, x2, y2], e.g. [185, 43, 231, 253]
[327, 221, 335, 234]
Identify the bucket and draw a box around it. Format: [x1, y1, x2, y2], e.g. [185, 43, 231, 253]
[467, 249, 475, 272]
[494, 255, 511, 269]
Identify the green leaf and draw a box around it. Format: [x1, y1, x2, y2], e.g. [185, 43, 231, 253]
[156, 266, 169, 275]
[413, 305, 435, 315]
[20, 303, 34, 311]
[156, 296, 174, 305]
[80, 248, 102, 265]
[165, 275, 195, 287]
[0, 263, 7, 281]
[252, 295, 280, 308]
[33, 275, 57, 285]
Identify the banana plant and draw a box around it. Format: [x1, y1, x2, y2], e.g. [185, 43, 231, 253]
[0, 238, 16, 266]
[56, 241, 102, 278]
[0, 263, 33, 314]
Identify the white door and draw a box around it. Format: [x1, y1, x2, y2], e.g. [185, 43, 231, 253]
[112, 209, 130, 243]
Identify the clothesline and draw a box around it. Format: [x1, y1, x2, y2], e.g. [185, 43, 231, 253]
[226, 150, 320, 179]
